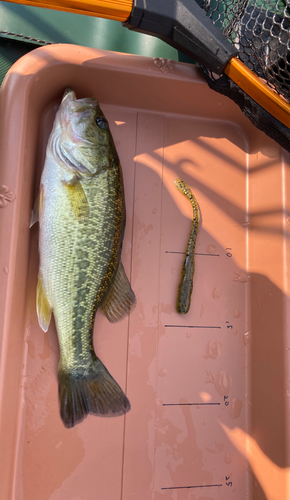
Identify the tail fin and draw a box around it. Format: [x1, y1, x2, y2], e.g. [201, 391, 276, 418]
[58, 358, 130, 428]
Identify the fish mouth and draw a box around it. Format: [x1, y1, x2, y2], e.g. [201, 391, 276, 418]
[62, 88, 99, 111]
[61, 89, 100, 138]
[57, 89, 105, 175]
[62, 88, 76, 103]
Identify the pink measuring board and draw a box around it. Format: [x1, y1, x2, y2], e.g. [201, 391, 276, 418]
[0, 45, 289, 500]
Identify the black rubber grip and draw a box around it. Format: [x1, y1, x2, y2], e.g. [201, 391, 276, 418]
[123, 0, 238, 74]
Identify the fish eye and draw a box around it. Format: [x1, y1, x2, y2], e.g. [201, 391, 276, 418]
[95, 117, 109, 130]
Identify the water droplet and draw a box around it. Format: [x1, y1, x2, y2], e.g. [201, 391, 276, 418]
[233, 270, 249, 283]
[212, 287, 222, 299]
[158, 368, 167, 377]
[224, 452, 232, 464]
[3, 266, 8, 275]
[243, 331, 251, 346]
[206, 442, 224, 454]
[203, 420, 207, 426]
[234, 310, 241, 318]
[286, 216, 290, 226]
[228, 398, 243, 419]
[233, 329, 238, 337]
[145, 224, 153, 234]
[152, 208, 157, 214]
[286, 390, 290, 397]
[161, 303, 173, 314]
[207, 244, 217, 254]
[203, 340, 223, 359]
[186, 332, 191, 338]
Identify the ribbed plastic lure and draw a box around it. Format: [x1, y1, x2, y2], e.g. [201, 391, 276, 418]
[174, 178, 200, 314]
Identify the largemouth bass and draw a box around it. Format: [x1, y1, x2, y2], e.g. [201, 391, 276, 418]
[174, 178, 200, 314]
[32, 89, 136, 428]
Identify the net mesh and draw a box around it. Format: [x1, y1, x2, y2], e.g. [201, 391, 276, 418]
[201, 0, 290, 151]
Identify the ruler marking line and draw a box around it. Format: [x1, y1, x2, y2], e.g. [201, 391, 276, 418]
[161, 484, 223, 490]
[165, 251, 220, 256]
[165, 325, 221, 329]
[163, 403, 220, 406]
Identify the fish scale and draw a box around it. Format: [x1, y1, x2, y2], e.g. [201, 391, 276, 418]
[42, 167, 122, 366]
[33, 89, 136, 428]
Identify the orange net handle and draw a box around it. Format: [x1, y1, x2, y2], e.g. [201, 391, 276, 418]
[224, 57, 290, 129]
[0, 0, 133, 21]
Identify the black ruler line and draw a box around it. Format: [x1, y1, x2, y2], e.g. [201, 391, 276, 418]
[165, 251, 220, 256]
[163, 403, 220, 406]
[161, 484, 222, 490]
[165, 325, 221, 329]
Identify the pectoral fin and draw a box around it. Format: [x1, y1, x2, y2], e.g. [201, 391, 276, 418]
[30, 187, 44, 227]
[37, 274, 52, 332]
[62, 176, 89, 219]
[101, 261, 136, 323]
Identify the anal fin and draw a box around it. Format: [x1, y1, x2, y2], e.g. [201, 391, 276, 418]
[37, 274, 52, 332]
[101, 261, 136, 323]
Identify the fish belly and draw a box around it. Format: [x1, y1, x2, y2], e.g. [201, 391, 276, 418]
[39, 156, 123, 367]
